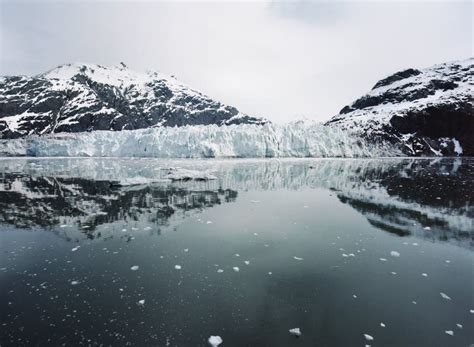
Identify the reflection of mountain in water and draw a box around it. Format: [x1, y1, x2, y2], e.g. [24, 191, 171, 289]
[0, 158, 472, 248]
[0, 172, 237, 238]
[331, 159, 473, 248]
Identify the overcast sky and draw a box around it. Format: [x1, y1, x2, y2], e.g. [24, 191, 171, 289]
[1, 0, 472, 123]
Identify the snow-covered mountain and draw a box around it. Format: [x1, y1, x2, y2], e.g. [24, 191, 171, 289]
[326, 58, 473, 156]
[1, 59, 472, 157]
[0, 63, 266, 139]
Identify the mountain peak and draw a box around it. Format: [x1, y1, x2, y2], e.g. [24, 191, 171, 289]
[327, 57, 473, 156]
[0, 63, 266, 138]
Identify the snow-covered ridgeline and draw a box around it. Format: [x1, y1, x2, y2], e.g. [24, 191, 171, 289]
[0, 122, 401, 158]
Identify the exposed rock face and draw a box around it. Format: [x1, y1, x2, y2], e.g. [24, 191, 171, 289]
[0, 63, 266, 139]
[327, 58, 473, 156]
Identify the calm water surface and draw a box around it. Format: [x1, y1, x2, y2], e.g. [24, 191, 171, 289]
[0, 158, 473, 346]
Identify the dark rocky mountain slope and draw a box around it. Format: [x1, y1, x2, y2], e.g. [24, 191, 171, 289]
[326, 58, 473, 156]
[0, 63, 266, 139]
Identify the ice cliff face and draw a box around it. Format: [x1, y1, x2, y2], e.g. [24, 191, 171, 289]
[0, 121, 400, 158]
[326, 58, 473, 156]
[0, 63, 266, 139]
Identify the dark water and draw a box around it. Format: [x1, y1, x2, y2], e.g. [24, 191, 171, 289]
[0, 157, 473, 346]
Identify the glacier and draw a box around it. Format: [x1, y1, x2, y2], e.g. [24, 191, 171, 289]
[0, 121, 402, 158]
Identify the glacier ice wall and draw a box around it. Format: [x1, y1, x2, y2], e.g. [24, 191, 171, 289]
[0, 122, 402, 158]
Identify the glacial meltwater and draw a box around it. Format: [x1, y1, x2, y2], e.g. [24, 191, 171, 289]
[0, 157, 473, 346]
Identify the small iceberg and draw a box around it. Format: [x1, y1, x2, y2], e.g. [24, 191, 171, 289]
[440, 292, 451, 300]
[289, 328, 301, 337]
[208, 335, 223, 346]
[363, 334, 374, 341]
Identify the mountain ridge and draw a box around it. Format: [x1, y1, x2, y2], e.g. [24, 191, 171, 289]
[326, 58, 473, 156]
[1, 59, 472, 157]
[0, 62, 266, 139]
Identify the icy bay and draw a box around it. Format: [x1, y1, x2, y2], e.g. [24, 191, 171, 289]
[0, 157, 473, 346]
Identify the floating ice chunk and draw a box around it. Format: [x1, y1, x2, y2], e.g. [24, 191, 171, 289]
[164, 167, 217, 182]
[422, 273, 428, 277]
[353, 294, 357, 299]
[71, 246, 80, 252]
[445, 330, 453, 336]
[293, 256, 304, 261]
[235, 254, 240, 257]
[470, 309, 474, 314]
[391, 272, 397, 275]
[232, 267, 240, 272]
[208, 335, 223, 346]
[60, 224, 68, 228]
[144, 226, 152, 230]
[130, 265, 139, 271]
[217, 269, 224, 273]
[184, 249, 189, 252]
[289, 328, 301, 337]
[456, 323, 462, 329]
[268, 272, 272, 275]
[206, 221, 213, 224]
[440, 292, 451, 300]
[244, 261, 250, 265]
[348, 253, 355, 257]
[390, 251, 400, 257]
[70, 280, 79, 285]
[174, 265, 182, 270]
[137, 299, 145, 305]
[412, 243, 418, 246]
[379, 258, 387, 262]
[412, 301, 417, 305]
[342, 253, 348, 257]
[424, 226, 431, 230]
[363, 334, 374, 341]
[380, 323, 386, 328]
[445, 260, 451, 264]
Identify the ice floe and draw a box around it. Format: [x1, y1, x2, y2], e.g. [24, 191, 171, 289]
[208, 335, 223, 346]
[440, 292, 451, 300]
[363, 334, 374, 341]
[289, 328, 302, 337]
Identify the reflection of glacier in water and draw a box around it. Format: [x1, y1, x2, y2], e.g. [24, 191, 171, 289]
[0, 157, 472, 248]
